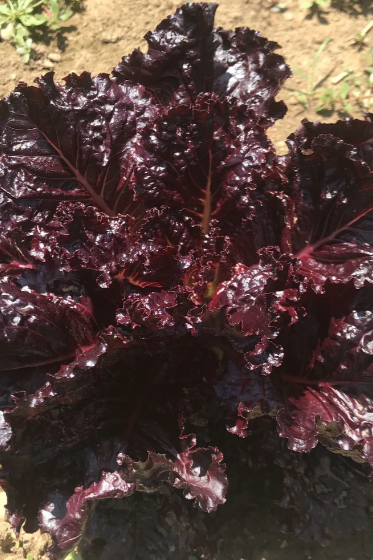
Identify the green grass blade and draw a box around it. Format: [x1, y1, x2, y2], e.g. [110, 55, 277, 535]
[288, 88, 309, 95]
[313, 37, 332, 63]
[310, 37, 331, 96]
[292, 67, 308, 80]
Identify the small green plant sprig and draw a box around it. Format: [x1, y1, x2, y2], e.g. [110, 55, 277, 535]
[289, 37, 332, 110]
[289, 37, 373, 115]
[0, 0, 80, 62]
[315, 70, 360, 113]
[46, 0, 78, 30]
[0, 0, 47, 61]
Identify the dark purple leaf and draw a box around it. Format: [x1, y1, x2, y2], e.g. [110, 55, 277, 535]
[116, 290, 179, 328]
[209, 249, 302, 436]
[0, 73, 157, 215]
[0, 281, 97, 373]
[39, 429, 226, 558]
[0, 191, 35, 273]
[40, 472, 135, 557]
[119, 432, 227, 513]
[209, 249, 302, 338]
[277, 288, 373, 465]
[214, 352, 284, 437]
[113, 2, 290, 122]
[284, 118, 373, 289]
[79, 490, 216, 560]
[131, 93, 280, 236]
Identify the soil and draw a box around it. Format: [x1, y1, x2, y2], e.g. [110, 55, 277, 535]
[0, 0, 373, 152]
[0, 492, 51, 560]
[1, 0, 373, 558]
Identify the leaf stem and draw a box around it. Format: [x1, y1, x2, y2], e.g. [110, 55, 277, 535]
[202, 151, 212, 235]
[28, 119, 115, 216]
[296, 202, 373, 259]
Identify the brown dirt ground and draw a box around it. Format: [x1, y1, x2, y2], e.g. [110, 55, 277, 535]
[0, 0, 373, 151]
[1, 0, 373, 558]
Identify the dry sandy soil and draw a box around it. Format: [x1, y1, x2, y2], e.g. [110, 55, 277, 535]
[1, 0, 373, 558]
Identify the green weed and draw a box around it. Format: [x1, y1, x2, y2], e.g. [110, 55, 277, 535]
[289, 38, 373, 115]
[47, 0, 73, 30]
[316, 71, 359, 113]
[0, 0, 81, 62]
[289, 38, 332, 110]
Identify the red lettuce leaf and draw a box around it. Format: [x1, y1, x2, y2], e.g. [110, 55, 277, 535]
[209, 249, 302, 338]
[209, 249, 303, 436]
[40, 432, 226, 558]
[0, 73, 157, 216]
[118, 433, 227, 513]
[131, 93, 280, 235]
[113, 2, 290, 122]
[284, 118, 373, 290]
[0, 191, 37, 272]
[39, 472, 136, 557]
[0, 281, 97, 373]
[277, 286, 373, 465]
[0, 324, 228, 556]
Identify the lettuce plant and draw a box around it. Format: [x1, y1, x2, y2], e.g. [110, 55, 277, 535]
[1, 3, 373, 558]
